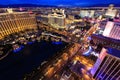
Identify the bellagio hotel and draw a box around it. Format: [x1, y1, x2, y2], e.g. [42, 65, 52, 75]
[0, 9, 37, 39]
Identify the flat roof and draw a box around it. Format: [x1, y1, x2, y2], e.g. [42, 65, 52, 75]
[92, 34, 120, 43]
[106, 47, 120, 58]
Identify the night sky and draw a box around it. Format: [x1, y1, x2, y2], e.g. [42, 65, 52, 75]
[0, 0, 120, 6]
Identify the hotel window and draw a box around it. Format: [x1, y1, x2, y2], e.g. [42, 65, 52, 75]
[110, 63, 120, 79]
[94, 56, 108, 78]
[102, 57, 115, 79]
[107, 60, 120, 80]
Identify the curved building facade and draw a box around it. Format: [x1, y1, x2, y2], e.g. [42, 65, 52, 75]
[0, 12, 37, 39]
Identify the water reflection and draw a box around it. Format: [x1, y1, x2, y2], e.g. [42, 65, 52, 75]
[0, 40, 67, 80]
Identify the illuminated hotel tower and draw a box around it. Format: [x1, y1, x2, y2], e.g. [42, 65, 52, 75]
[91, 21, 120, 80]
[0, 9, 37, 39]
[103, 21, 120, 40]
[105, 4, 118, 18]
[48, 9, 66, 29]
[91, 48, 120, 80]
[91, 16, 120, 79]
[80, 10, 95, 18]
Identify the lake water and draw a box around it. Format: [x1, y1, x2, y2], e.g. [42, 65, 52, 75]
[0, 40, 68, 80]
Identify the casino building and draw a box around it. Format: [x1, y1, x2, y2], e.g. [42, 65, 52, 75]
[105, 4, 118, 18]
[0, 9, 37, 39]
[90, 18, 120, 80]
[48, 9, 66, 29]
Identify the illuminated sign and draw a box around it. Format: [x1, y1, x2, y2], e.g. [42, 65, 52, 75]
[91, 52, 99, 57]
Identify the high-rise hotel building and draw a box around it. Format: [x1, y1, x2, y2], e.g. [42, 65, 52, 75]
[80, 10, 95, 18]
[0, 9, 37, 39]
[91, 48, 120, 80]
[103, 21, 120, 40]
[48, 9, 66, 29]
[105, 4, 118, 18]
[91, 18, 120, 80]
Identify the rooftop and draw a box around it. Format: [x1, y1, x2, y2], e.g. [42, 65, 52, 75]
[106, 47, 120, 58]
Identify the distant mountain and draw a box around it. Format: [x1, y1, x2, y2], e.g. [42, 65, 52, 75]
[0, 4, 120, 8]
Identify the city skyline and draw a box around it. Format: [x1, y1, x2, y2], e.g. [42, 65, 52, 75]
[0, 1, 120, 80]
